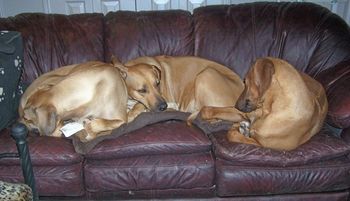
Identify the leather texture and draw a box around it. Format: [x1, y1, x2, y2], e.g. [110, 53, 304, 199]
[0, 1, 350, 200]
[84, 152, 214, 192]
[104, 10, 194, 63]
[0, 163, 84, 196]
[193, 2, 350, 78]
[0, 129, 82, 166]
[211, 128, 350, 166]
[0, 13, 104, 83]
[215, 157, 350, 197]
[85, 186, 216, 200]
[0, 129, 84, 196]
[316, 60, 350, 128]
[86, 121, 211, 160]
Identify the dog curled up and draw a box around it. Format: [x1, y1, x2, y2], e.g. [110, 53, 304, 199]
[111, 55, 244, 124]
[200, 57, 328, 151]
[19, 61, 128, 142]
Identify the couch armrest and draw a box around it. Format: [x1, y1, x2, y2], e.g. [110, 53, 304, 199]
[316, 60, 350, 129]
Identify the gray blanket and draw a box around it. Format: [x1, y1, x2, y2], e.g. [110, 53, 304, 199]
[71, 111, 233, 154]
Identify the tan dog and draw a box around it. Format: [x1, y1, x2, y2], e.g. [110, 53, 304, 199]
[112, 55, 244, 123]
[200, 57, 328, 151]
[19, 61, 128, 141]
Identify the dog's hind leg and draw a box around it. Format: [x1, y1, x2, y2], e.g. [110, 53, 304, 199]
[187, 67, 243, 124]
[83, 118, 126, 141]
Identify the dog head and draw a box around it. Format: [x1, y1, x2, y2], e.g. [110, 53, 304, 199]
[21, 104, 57, 136]
[112, 57, 167, 112]
[236, 58, 275, 112]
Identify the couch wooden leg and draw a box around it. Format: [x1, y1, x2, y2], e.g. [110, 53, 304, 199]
[11, 123, 39, 201]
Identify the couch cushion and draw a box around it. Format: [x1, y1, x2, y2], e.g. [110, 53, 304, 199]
[0, 163, 85, 197]
[0, 129, 82, 166]
[193, 3, 350, 78]
[211, 127, 350, 167]
[0, 13, 105, 83]
[84, 152, 214, 193]
[85, 120, 211, 160]
[104, 10, 194, 63]
[0, 129, 85, 197]
[215, 157, 350, 197]
[316, 60, 350, 128]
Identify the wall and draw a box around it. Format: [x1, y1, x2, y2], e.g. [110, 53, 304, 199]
[0, 0, 349, 24]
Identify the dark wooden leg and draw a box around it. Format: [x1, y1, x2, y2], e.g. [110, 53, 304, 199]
[11, 123, 39, 201]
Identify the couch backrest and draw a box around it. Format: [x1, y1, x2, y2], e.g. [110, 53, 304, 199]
[193, 2, 350, 78]
[0, 2, 349, 83]
[104, 10, 194, 64]
[0, 13, 104, 83]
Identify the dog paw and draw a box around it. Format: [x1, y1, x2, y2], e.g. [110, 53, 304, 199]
[200, 106, 214, 120]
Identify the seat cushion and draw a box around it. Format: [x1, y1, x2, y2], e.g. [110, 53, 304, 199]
[0, 129, 85, 196]
[215, 157, 350, 197]
[84, 152, 214, 193]
[0, 129, 83, 166]
[211, 127, 350, 196]
[85, 120, 211, 160]
[211, 127, 350, 167]
[0, 164, 85, 197]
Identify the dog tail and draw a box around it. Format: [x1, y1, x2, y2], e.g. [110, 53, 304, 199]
[110, 55, 122, 66]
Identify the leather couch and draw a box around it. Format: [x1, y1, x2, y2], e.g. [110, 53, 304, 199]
[0, 2, 350, 200]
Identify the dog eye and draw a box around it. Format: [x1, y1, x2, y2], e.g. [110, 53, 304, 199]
[137, 88, 147, 93]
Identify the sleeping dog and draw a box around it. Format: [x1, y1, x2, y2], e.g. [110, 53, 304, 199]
[200, 57, 328, 151]
[112, 55, 244, 124]
[19, 61, 128, 142]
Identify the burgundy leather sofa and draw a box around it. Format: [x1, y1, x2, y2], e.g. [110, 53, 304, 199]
[0, 2, 350, 200]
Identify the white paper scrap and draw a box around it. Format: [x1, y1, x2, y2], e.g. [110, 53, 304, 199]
[60, 122, 84, 137]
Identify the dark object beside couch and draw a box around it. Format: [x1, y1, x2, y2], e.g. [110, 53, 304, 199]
[0, 2, 350, 200]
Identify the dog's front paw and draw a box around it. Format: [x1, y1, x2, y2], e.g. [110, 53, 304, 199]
[83, 119, 98, 141]
[200, 106, 214, 120]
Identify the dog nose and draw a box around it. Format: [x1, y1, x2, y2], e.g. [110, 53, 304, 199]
[236, 99, 251, 113]
[158, 102, 168, 111]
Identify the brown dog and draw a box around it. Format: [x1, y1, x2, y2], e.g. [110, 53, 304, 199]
[112, 55, 244, 123]
[19, 61, 128, 141]
[200, 57, 328, 151]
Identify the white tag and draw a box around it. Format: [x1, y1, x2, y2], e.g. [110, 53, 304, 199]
[167, 102, 179, 110]
[60, 122, 84, 137]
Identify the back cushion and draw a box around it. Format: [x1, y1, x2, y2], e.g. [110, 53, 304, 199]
[193, 2, 350, 78]
[0, 13, 104, 83]
[104, 10, 194, 63]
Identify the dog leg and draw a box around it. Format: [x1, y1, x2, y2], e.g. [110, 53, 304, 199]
[83, 118, 125, 141]
[200, 106, 247, 123]
[50, 120, 64, 137]
[128, 102, 147, 123]
[227, 128, 260, 146]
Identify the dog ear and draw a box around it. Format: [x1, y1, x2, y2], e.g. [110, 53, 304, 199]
[35, 105, 57, 136]
[253, 58, 275, 95]
[152, 65, 161, 83]
[111, 56, 128, 79]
